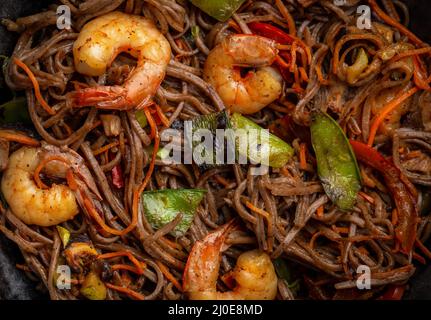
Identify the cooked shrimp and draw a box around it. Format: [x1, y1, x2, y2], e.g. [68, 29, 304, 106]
[70, 11, 171, 110]
[1, 144, 100, 227]
[182, 221, 278, 300]
[204, 35, 283, 114]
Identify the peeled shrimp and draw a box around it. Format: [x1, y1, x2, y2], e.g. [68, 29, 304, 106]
[70, 11, 171, 110]
[1, 144, 100, 227]
[204, 35, 283, 114]
[182, 221, 278, 300]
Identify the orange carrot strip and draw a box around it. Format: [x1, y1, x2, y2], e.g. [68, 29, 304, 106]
[156, 261, 182, 291]
[367, 87, 418, 146]
[299, 143, 307, 170]
[13, 58, 55, 115]
[359, 191, 375, 204]
[34, 156, 71, 190]
[105, 283, 145, 300]
[66, 169, 78, 191]
[369, 0, 426, 47]
[155, 104, 170, 127]
[275, 0, 296, 35]
[98, 251, 145, 275]
[0, 130, 40, 147]
[316, 205, 324, 218]
[93, 141, 119, 156]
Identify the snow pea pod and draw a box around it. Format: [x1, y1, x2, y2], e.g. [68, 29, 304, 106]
[142, 189, 206, 237]
[310, 112, 361, 210]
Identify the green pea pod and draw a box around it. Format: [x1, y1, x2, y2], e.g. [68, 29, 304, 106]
[190, 0, 247, 22]
[310, 112, 361, 210]
[230, 113, 294, 168]
[191, 110, 230, 169]
[142, 189, 206, 237]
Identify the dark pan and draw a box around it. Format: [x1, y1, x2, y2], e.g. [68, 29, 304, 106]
[0, 0, 430, 300]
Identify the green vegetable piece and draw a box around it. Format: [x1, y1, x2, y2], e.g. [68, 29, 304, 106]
[190, 0, 247, 22]
[346, 48, 368, 85]
[191, 111, 230, 169]
[56, 226, 71, 248]
[191, 25, 200, 39]
[80, 272, 107, 300]
[142, 189, 206, 237]
[135, 110, 147, 128]
[310, 112, 361, 210]
[0, 97, 31, 124]
[273, 258, 300, 295]
[230, 113, 294, 168]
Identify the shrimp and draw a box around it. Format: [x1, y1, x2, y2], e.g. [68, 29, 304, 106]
[70, 11, 171, 110]
[1, 144, 100, 227]
[204, 35, 283, 114]
[182, 221, 278, 300]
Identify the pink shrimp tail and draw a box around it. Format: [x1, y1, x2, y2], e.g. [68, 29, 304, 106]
[70, 87, 133, 110]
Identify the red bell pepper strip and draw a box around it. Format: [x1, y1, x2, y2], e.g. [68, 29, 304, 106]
[111, 164, 124, 189]
[377, 285, 406, 300]
[349, 140, 418, 254]
[248, 22, 294, 81]
[248, 22, 294, 45]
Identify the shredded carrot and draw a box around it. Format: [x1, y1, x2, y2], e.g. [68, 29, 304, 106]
[93, 141, 119, 156]
[413, 56, 431, 91]
[83, 196, 136, 236]
[245, 201, 270, 220]
[98, 251, 145, 275]
[34, 156, 71, 190]
[316, 205, 324, 218]
[66, 169, 78, 191]
[369, 0, 426, 47]
[358, 191, 375, 204]
[290, 41, 297, 73]
[111, 263, 147, 275]
[280, 166, 291, 177]
[415, 238, 431, 260]
[214, 174, 231, 187]
[392, 209, 398, 226]
[299, 143, 307, 170]
[332, 226, 350, 234]
[367, 87, 419, 146]
[275, 0, 296, 35]
[155, 104, 170, 127]
[390, 47, 431, 63]
[155, 261, 182, 291]
[13, 58, 55, 115]
[228, 20, 242, 33]
[405, 150, 422, 159]
[105, 283, 145, 300]
[315, 62, 329, 85]
[0, 130, 40, 147]
[298, 66, 309, 83]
